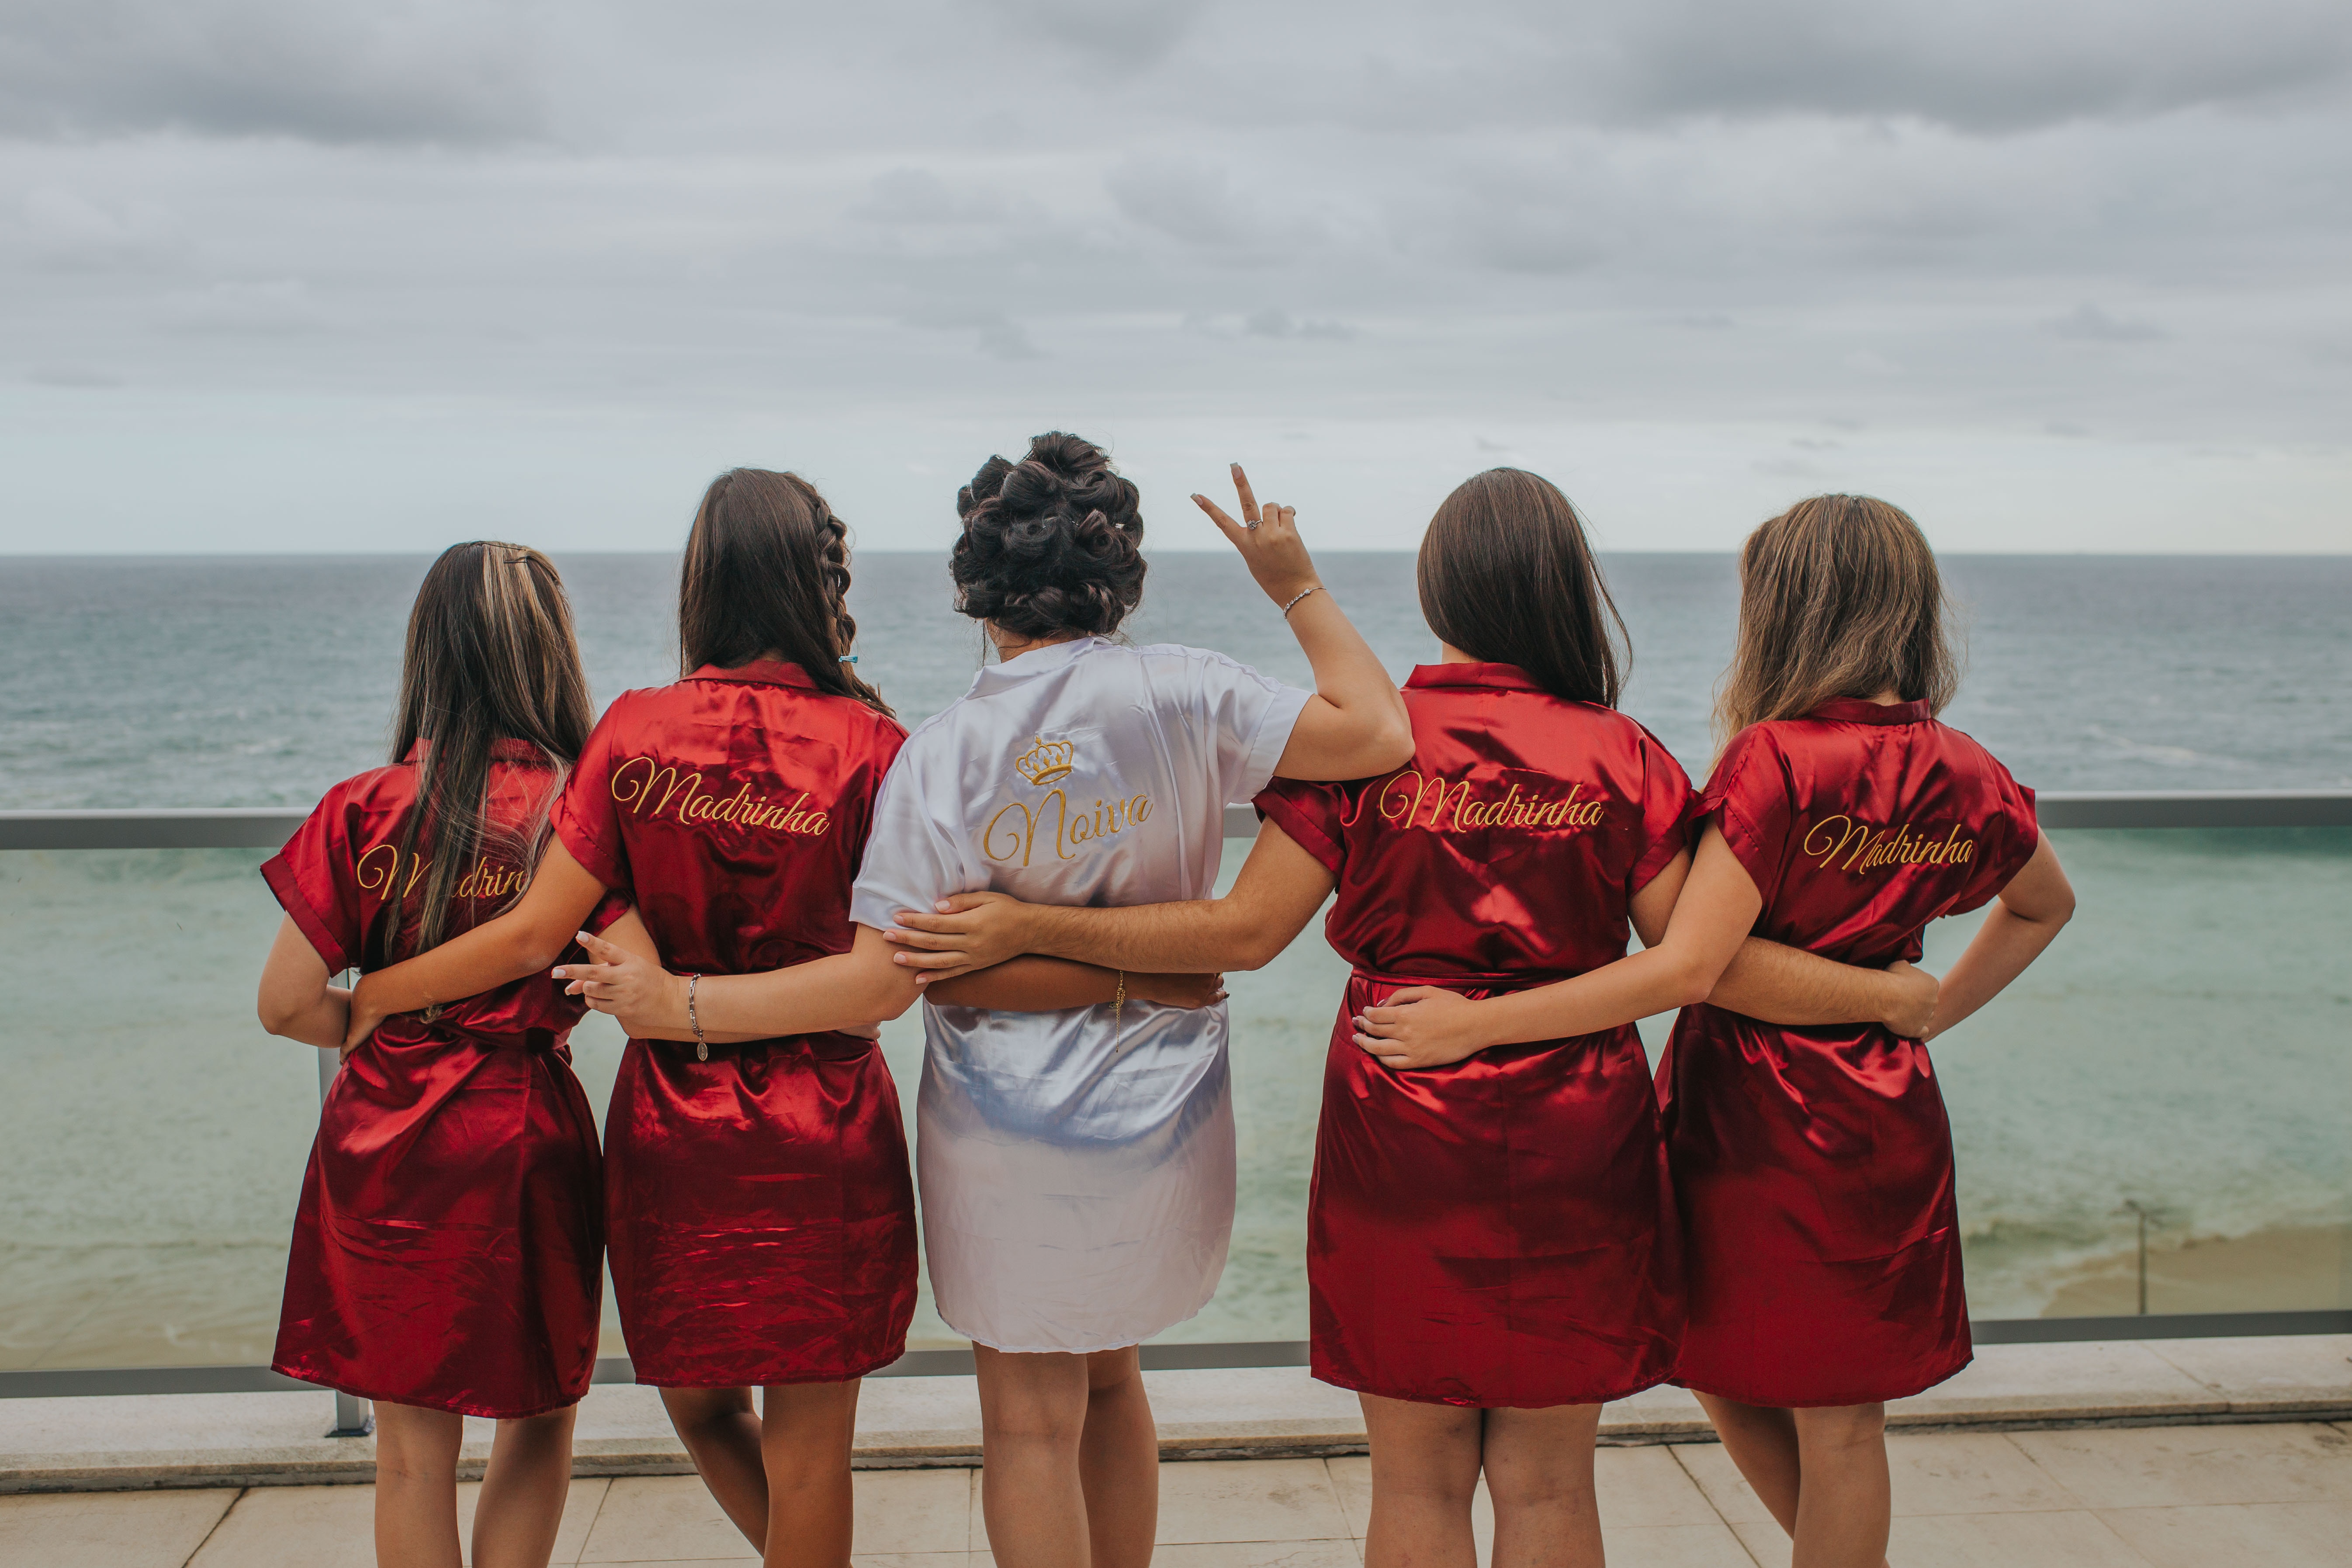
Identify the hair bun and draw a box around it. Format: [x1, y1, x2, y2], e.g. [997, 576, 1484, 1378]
[952, 431, 1147, 638]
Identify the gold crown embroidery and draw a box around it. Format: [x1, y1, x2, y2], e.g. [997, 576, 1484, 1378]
[1015, 735, 1076, 787]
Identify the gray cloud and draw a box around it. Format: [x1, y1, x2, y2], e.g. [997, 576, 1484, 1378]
[901, 305, 1043, 360]
[0, 0, 540, 142]
[2047, 303, 2169, 341]
[25, 363, 122, 387]
[854, 169, 1005, 227]
[1590, 0, 2352, 131]
[0, 0, 2345, 553]
[983, 0, 1208, 67]
[1244, 308, 1352, 340]
[1105, 156, 1281, 255]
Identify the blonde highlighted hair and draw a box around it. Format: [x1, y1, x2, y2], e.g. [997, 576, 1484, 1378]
[1714, 494, 1960, 750]
[384, 541, 594, 963]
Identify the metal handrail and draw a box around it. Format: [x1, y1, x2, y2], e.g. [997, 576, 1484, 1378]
[5, 789, 2348, 1407]
[4, 790, 2350, 851]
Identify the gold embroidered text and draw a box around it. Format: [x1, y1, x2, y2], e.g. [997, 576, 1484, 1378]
[1361, 770, 1608, 833]
[1801, 815, 1976, 872]
[983, 789, 1153, 867]
[609, 755, 831, 837]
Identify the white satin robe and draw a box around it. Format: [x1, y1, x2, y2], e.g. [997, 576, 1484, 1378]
[849, 635, 1309, 1353]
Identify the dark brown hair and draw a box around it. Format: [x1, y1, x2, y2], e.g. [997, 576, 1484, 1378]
[1417, 468, 1627, 707]
[679, 467, 890, 715]
[952, 431, 1146, 639]
[383, 542, 594, 964]
[1715, 493, 1960, 748]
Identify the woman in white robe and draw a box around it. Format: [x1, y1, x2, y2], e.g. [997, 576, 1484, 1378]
[561, 432, 1412, 1568]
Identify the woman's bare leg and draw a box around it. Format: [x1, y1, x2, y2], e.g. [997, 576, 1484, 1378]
[1481, 1403, 1604, 1568]
[1790, 1404, 1890, 1568]
[662, 1385, 767, 1547]
[1694, 1393, 1801, 1536]
[975, 1346, 1093, 1568]
[371, 1400, 464, 1568]
[1358, 1393, 1483, 1568]
[758, 1380, 863, 1568]
[471, 1405, 578, 1568]
[1077, 1347, 1158, 1568]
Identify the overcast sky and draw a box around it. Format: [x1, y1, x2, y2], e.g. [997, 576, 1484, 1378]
[3, 0, 2347, 554]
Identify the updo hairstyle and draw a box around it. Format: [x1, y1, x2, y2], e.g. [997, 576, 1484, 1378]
[951, 431, 1147, 639]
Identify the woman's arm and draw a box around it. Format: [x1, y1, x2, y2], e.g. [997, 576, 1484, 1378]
[880, 818, 1337, 977]
[344, 839, 611, 1045]
[1923, 832, 2074, 1039]
[556, 924, 1222, 1041]
[587, 907, 782, 1044]
[1352, 824, 1763, 1068]
[1625, 843, 1937, 1036]
[257, 917, 351, 1051]
[1196, 467, 1413, 782]
[1710, 945, 1939, 1037]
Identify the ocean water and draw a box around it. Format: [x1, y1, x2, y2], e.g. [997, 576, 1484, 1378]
[7, 551, 2351, 809]
[1, 552, 2347, 1368]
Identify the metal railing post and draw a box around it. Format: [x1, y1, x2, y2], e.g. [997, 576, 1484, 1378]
[317, 1033, 374, 1439]
[2120, 1200, 2152, 1316]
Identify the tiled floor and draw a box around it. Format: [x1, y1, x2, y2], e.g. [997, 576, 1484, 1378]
[3, 1422, 2348, 1566]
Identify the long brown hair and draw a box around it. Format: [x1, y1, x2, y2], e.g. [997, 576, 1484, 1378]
[679, 468, 890, 715]
[1714, 493, 1961, 749]
[383, 542, 594, 963]
[1417, 467, 1627, 707]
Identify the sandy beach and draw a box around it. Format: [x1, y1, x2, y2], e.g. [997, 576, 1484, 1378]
[2035, 1222, 2348, 1319]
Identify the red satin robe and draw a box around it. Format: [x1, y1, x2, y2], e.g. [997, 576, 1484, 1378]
[1660, 698, 2040, 1407]
[263, 740, 609, 1419]
[1257, 662, 1694, 1408]
[551, 661, 917, 1387]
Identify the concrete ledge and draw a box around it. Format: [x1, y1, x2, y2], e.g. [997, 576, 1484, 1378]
[3, 1336, 2345, 1494]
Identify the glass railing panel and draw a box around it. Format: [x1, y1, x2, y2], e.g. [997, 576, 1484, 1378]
[1930, 826, 2352, 1320]
[0, 848, 311, 1371]
[6, 820, 2343, 1379]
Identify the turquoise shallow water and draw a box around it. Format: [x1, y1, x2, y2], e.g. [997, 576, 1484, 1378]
[0, 552, 2347, 1366]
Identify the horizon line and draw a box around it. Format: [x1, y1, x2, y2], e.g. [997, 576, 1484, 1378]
[7, 547, 2352, 562]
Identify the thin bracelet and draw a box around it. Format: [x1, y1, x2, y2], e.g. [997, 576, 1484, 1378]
[1112, 969, 1126, 1045]
[1281, 585, 1323, 619]
[686, 973, 708, 1062]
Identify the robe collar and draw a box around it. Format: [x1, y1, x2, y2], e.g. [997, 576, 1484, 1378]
[688, 659, 817, 690]
[1405, 661, 1551, 696]
[966, 634, 1105, 699]
[401, 737, 550, 763]
[1808, 696, 1933, 726]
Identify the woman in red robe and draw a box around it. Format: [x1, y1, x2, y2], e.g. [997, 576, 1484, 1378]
[256, 541, 615, 1568]
[1654, 495, 2075, 1567]
[344, 470, 1158, 1568]
[876, 470, 1934, 1568]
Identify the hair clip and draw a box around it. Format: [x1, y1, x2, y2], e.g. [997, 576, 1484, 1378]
[839, 655, 858, 663]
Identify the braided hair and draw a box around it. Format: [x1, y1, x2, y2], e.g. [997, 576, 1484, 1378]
[679, 468, 893, 717]
[952, 431, 1146, 639]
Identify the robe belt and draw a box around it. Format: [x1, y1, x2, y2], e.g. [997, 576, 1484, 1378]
[373, 1020, 565, 1053]
[1349, 965, 1589, 998]
[652, 1029, 876, 1061]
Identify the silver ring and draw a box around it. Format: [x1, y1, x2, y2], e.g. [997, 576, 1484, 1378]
[1245, 520, 1261, 530]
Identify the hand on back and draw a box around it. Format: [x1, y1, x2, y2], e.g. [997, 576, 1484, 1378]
[554, 928, 681, 1038]
[1881, 960, 1940, 1039]
[1351, 986, 1485, 1070]
[888, 891, 1032, 981]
